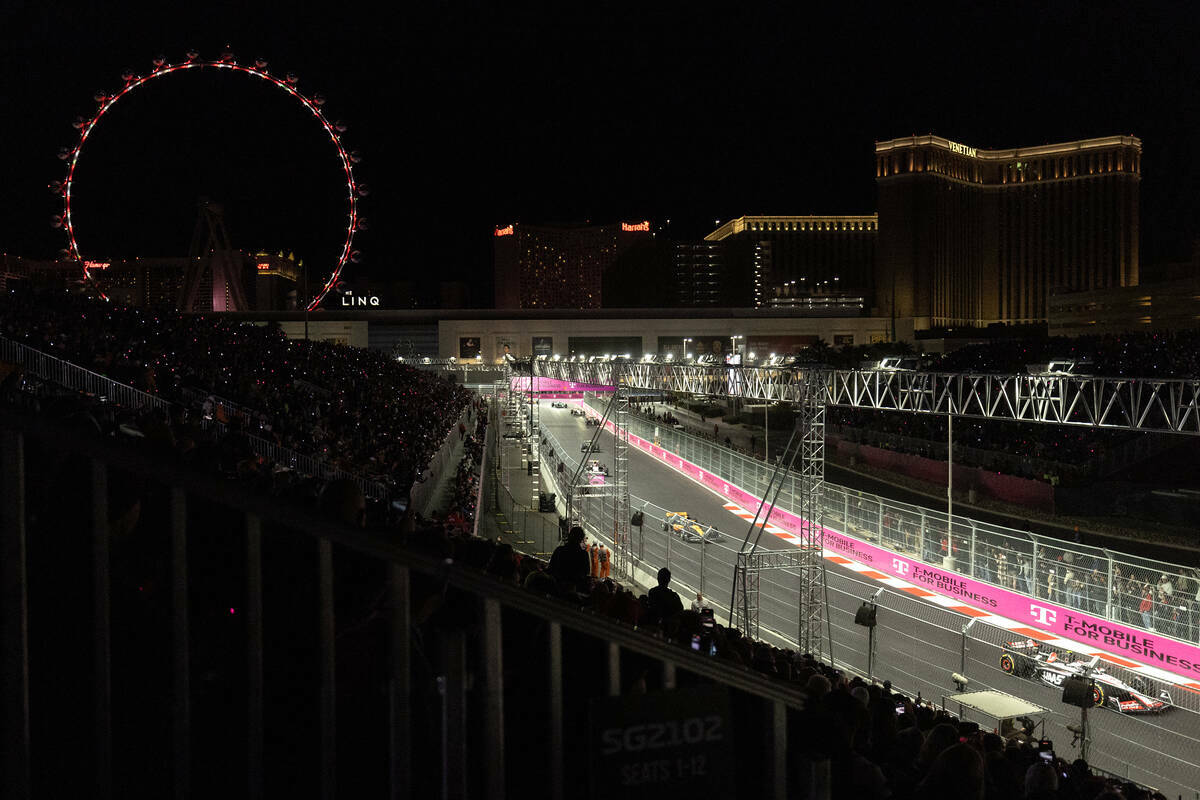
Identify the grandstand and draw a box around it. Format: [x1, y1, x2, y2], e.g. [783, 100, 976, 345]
[0, 291, 1179, 799]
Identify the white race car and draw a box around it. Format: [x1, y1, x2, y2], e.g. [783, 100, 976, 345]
[999, 640, 1171, 714]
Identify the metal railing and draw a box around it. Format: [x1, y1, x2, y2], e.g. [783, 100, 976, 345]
[409, 408, 470, 517]
[3, 408, 811, 799]
[0, 336, 393, 502]
[587, 399, 1200, 647]
[0, 337, 171, 414]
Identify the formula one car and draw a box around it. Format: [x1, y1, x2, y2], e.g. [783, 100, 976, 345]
[570, 407, 586, 417]
[586, 460, 609, 485]
[551, 401, 568, 408]
[998, 640, 1171, 714]
[663, 512, 724, 543]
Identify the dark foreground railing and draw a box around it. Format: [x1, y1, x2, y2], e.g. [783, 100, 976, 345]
[1, 408, 810, 800]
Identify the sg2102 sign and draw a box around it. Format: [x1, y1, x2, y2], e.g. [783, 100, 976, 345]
[589, 686, 732, 798]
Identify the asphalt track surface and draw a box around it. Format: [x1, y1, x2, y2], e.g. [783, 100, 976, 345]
[539, 405, 1200, 797]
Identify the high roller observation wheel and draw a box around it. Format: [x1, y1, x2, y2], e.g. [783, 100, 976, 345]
[51, 50, 366, 311]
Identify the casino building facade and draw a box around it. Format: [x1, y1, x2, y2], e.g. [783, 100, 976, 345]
[875, 135, 1141, 329]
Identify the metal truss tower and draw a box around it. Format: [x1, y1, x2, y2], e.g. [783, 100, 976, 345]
[610, 373, 632, 580]
[563, 375, 632, 580]
[494, 366, 511, 492]
[180, 199, 251, 312]
[732, 374, 829, 659]
[527, 369, 541, 509]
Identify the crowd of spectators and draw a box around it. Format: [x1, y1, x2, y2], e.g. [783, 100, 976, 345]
[397, 507, 1169, 798]
[827, 407, 1137, 485]
[436, 400, 488, 533]
[806, 330, 1200, 379]
[4, 290, 1186, 796]
[5, 350, 1174, 797]
[928, 330, 1200, 379]
[0, 288, 471, 497]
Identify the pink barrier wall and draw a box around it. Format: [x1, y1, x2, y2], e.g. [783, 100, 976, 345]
[596, 409, 1200, 681]
[511, 376, 614, 393]
[832, 438, 1055, 513]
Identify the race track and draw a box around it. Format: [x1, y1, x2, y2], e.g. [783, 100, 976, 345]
[538, 404, 1200, 796]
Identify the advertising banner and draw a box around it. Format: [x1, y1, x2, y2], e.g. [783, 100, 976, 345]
[459, 336, 481, 359]
[585, 403, 1200, 682]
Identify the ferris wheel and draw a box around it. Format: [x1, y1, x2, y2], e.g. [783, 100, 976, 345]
[50, 49, 366, 310]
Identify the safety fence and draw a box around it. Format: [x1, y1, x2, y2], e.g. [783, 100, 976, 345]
[0, 336, 393, 502]
[410, 407, 471, 518]
[588, 397, 1200, 648]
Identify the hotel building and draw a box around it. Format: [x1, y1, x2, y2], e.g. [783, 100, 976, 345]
[875, 134, 1141, 328]
[493, 221, 651, 309]
[703, 215, 877, 310]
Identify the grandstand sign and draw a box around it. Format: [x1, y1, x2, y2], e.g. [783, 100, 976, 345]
[590, 685, 732, 797]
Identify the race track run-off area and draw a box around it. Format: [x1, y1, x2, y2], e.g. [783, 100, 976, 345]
[537, 403, 1200, 797]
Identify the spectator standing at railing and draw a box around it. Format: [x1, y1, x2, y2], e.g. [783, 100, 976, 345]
[646, 567, 683, 629]
[549, 526, 590, 591]
[1139, 586, 1155, 631]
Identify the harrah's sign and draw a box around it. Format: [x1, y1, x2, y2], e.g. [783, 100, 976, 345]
[621, 221, 650, 232]
[582, 402, 1200, 682]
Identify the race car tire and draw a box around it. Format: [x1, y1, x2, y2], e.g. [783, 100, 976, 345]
[999, 654, 1016, 675]
[1092, 683, 1106, 709]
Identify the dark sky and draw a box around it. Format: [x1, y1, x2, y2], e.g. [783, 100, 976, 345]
[2, 2, 1198, 304]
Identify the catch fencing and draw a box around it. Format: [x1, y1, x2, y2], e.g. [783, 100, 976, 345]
[595, 398, 1200, 648]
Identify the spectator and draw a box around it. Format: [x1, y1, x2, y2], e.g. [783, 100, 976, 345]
[917, 742, 985, 800]
[646, 567, 683, 627]
[548, 527, 590, 590]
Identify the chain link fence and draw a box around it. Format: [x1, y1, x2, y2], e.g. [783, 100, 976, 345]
[595, 399, 1200, 648]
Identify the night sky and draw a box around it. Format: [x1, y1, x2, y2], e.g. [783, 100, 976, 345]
[2, 2, 1197, 305]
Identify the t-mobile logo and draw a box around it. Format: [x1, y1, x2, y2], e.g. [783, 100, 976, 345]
[1030, 604, 1057, 626]
[892, 558, 910, 576]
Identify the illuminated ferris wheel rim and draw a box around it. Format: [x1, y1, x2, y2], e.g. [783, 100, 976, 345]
[56, 53, 364, 311]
